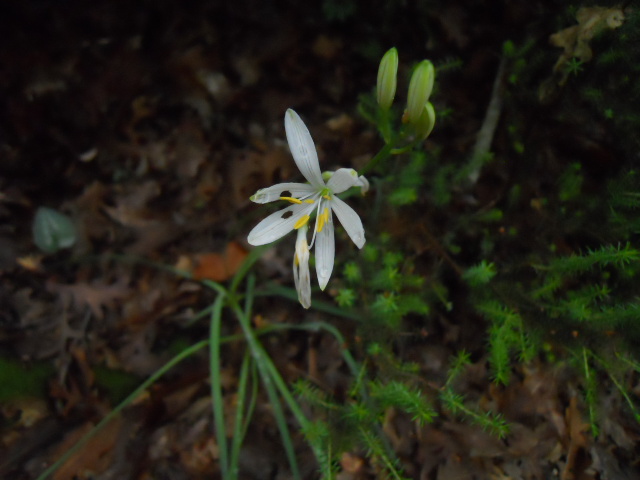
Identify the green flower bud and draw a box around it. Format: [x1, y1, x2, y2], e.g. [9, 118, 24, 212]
[33, 207, 77, 253]
[414, 101, 436, 141]
[406, 60, 435, 124]
[376, 47, 399, 110]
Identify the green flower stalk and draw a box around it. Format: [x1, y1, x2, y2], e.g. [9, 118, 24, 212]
[406, 60, 435, 124]
[376, 47, 399, 110]
[413, 101, 436, 141]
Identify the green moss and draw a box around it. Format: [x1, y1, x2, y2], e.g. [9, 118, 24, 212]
[93, 366, 141, 405]
[0, 357, 54, 402]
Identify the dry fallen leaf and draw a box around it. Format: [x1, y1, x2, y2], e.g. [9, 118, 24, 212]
[51, 417, 123, 480]
[340, 452, 364, 474]
[230, 147, 293, 206]
[553, 7, 624, 60]
[563, 395, 590, 480]
[47, 279, 131, 320]
[16, 255, 44, 272]
[183, 241, 248, 282]
[548, 6, 625, 85]
[104, 180, 162, 228]
[1, 397, 49, 429]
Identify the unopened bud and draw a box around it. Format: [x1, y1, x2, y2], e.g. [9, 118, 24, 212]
[376, 47, 399, 110]
[414, 101, 436, 141]
[406, 60, 435, 124]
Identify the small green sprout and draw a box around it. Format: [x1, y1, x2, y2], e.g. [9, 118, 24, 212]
[343, 261, 362, 283]
[336, 288, 356, 307]
[565, 57, 584, 76]
[463, 260, 497, 287]
[373, 292, 399, 314]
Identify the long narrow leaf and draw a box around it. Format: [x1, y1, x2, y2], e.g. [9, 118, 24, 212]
[210, 292, 229, 477]
[232, 304, 302, 478]
[229, 352, 258, 477]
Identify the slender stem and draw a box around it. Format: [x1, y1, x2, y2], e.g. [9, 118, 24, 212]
[389, 143, 416, 155]
[360, 142, 395, 175]
[377, 108, 392, 144]
[465, 56, 506, 185]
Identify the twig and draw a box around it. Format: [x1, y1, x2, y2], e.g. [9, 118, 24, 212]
[466, 56, 507, 185]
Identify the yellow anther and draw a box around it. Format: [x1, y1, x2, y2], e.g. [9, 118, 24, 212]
[280, 196, 302, 204]
[304, 199, 315, 204]
[293, 215, 310, 230]
[323, 195, 331, 200]
[317, 208, 330, 233]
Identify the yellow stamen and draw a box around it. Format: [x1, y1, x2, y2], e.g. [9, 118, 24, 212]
[304, 199, 315, 204]
[317, 208, 330, 233]
[280, 196, 302, 204]
[323, 195, 331, 200]
[294, 215, 310, 229]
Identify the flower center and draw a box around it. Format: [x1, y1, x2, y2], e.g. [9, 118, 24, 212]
[319, 187, 332, 200]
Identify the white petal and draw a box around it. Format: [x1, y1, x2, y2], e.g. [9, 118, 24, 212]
[315, 212, 335, 290]
[284, 109, 325, 188]
[293, 227, 312, 309]
[356, 175, 369, 194]
[250, 183, 316, 204]
[330, 196, 365, 249]
[308, 197, 325, 248]
[247, 202, 315, 246]
[326, 168, 361, 194]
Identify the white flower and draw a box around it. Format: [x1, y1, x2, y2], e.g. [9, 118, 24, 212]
[247, 109, 367, 290]
[293, 225, 311, 309]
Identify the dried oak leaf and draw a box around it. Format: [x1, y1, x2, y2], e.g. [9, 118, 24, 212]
[230, 147, 293, 206]
[104, 180, 162, 228]
[549, 6, 625, 84]
[104, 180, 184, 254]
[563, 395, 591, 480]
[177, 241, 247, 282]
[47, 279, 131, 320]
[339, 452, 365, 475]
[50, 417, 123, 480]
[73, 181, 112, 246]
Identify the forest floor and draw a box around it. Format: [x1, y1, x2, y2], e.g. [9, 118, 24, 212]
[1, 1, 639, 479]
